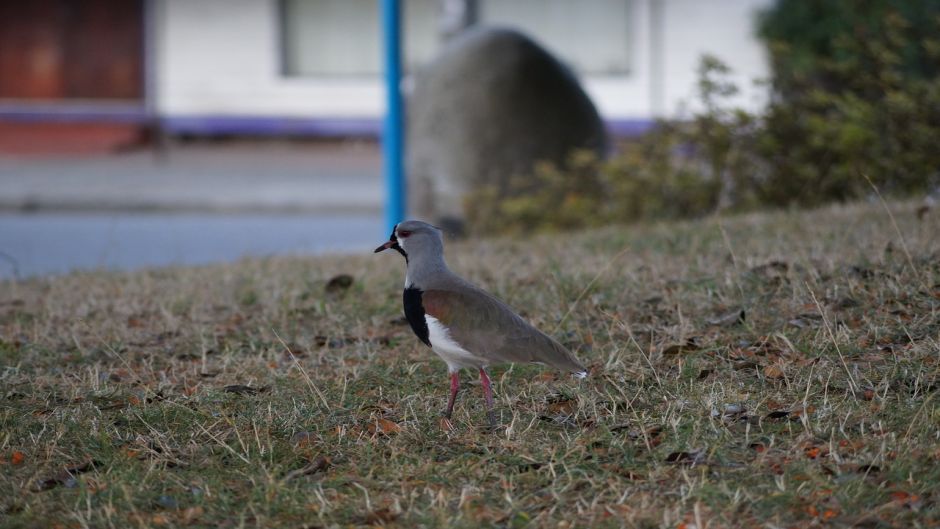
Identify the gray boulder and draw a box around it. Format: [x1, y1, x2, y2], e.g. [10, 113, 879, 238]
[407, 26, 608, 229]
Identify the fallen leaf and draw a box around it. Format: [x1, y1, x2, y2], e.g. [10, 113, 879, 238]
[281, 456, 331, 482]
[665, 450, 706, 465]
[223, 385, 268, 396]
[291, 431, 316, 448]
[916, 202, 932, 220]
[325, 274, 354, 294]
[750, 261, 790, 277]
[439, 417, 456, 432]
[763, 364, 785, 379]
[181, 506, 204, 524]
[368, 418, 402, 435]
[830, 297, 859, 310]
[364, 507, 398, 523]
[156, 495, 178, 509]
[32, 460, 100, 492]
[707, 309, 746, 327]
[662, 339, 700, 356]
[733, 360, 759, 371]
[889, 490, 922, 505]
[10, 451, 25, 465]
[547, 398, 576, 415]
[804, 446, 823, 459]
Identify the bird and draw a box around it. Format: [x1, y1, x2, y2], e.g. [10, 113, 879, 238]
[375, 220, 587, 427]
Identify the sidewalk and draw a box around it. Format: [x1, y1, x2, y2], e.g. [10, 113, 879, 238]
[0, 139, 383, 214]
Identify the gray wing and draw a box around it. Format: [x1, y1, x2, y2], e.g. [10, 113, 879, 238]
[422, 284, 586, 374]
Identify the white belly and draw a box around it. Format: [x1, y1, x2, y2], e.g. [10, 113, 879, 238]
[426, 315, 487, 372]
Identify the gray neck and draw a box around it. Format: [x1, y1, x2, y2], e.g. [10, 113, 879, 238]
[404, 249, 450, 289]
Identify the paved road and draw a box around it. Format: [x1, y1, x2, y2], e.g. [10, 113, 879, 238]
[0, 212, 382, 279]
[0, 140, 383, 214]
[0, 140, 386, 278]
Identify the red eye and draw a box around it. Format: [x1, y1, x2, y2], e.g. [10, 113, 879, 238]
[398, 230, 412, 238]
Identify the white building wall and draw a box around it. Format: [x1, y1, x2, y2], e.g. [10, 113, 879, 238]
[659, 0, 773, 116]
[154, 0, 383, 118]
[153, 0, 771, 125]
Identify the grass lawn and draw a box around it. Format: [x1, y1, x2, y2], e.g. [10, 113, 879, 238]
[1, 201, 938, 528]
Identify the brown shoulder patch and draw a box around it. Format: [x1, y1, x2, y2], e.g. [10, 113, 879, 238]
[422, 290, 454, 324]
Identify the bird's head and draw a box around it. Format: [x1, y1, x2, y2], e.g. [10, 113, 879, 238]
[374, 220, 443, 262]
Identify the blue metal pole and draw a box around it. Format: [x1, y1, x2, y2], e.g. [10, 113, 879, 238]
[382, 0, 405, 234]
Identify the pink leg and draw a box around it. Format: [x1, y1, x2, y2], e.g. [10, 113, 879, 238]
[444, 372, 460, 418]
[479, 367, 497, 427]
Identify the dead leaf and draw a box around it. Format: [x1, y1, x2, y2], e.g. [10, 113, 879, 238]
[364, 507, 399, 523]
[750, 261, 790, 277]
[707, 309, 746, 327]
[804, 446, 825, 459]
[439, 417, 456, 432]
[325, 274, 354, 294]
[733, 360, 759, 371]
[765, 410, 791, 421]
[662, 339, 700, 356]
[788, 313, 822, 328]
[32, 460, 100, 492]
[367, 418, 402, 435]
[181, 506, 204, 524]
[291, 431, 316, 448]
[546, 396, 576, 415]
[830, 297, 859, 310]
[763, 364, 785, 379]
[665, 450, 706, 466]
[223, 385, 268, 396]
[916, 202, 932, 220]
[282, 456, 331, 482]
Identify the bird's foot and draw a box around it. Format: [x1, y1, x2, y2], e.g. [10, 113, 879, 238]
[439, 416, 456, 432]
[481, 410, 499, 433]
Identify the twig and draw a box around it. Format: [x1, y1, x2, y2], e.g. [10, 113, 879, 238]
[273, 329, 331, 410]
[197, 422, 251, 465]
[553, 243, 632, 334]
[807, 285, 857, 398]
[862, 173, 927, 290]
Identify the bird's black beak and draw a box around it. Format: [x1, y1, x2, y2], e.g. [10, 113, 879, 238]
[374, 226, 403, 254]
[373, 237, 400, 253]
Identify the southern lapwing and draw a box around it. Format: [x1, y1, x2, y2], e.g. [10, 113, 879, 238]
[375, 220, 587, 427]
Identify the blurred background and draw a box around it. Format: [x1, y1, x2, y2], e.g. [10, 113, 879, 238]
[1, 0, 937, 278]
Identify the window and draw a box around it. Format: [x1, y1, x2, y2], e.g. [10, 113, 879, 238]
[479, 0, 634, 75]
[280, 0, 633, 77]
[281, 0, 438, 76]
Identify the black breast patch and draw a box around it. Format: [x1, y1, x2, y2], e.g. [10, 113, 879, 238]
[403, 287, 430, 347]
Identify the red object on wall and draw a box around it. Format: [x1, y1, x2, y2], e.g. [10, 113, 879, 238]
[0, 0, 144, 100]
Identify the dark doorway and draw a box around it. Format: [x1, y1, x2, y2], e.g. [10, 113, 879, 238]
[0, 0, 144, 100]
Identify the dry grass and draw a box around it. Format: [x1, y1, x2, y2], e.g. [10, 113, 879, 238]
[1, 201, 939, 528]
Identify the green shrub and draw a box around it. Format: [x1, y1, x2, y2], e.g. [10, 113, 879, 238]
[757, 1, 940, 204]
[466, 1, 940, 234]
